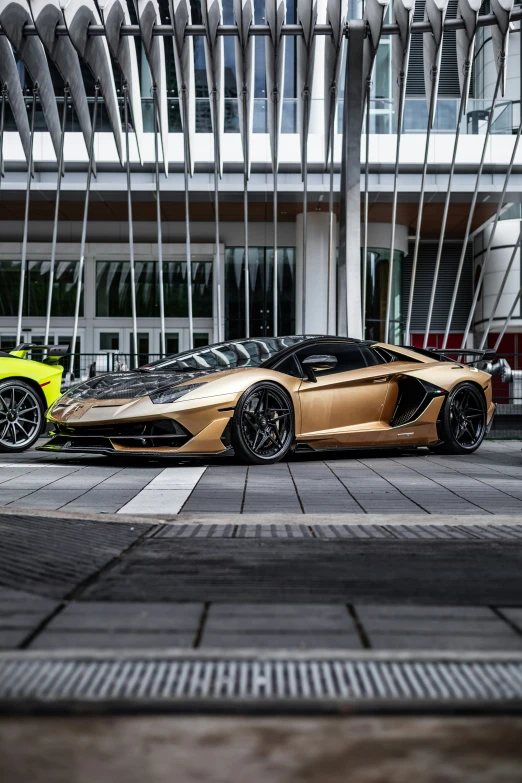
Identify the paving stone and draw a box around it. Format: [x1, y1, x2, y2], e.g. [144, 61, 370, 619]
[7, 489, 88, 510]
[367, 634, 522, 651]
[0, 490, 38, 505]
[0, 630, 29, 648]
[47, 601, 203, 631]
[31, 631, 196, 649]
[200, 632, 363, 650]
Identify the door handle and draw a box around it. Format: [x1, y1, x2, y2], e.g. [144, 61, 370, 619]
[372, 376, 388, 383]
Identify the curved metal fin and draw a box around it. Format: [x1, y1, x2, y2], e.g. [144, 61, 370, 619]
[233, 0, 254, 179]
[0, 0, 62, 162]
[201, 0, 224, 176]
[490, 0, 514, 97]
[296, 0, 317, 177]
[392, 0, 415, 134]
[423, 0, 449, 123]
[97, 0, 144, 164]
[324, 0, 347, 167]
[265, 0, 286, 174]
[362, 0, 391, 115]
[28, 0, 95, 171]
[456, 0, 481, 113]
[0, 37, 31, 163]
[170, 0, 196, 176]
[61, 0, 124, 165]
[133, 0, 169, 175]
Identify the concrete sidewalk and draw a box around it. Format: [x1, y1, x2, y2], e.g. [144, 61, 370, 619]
[1, 439, 522, 515]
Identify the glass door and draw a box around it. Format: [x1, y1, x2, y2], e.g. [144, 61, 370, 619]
[127, 330, 151, 368]
[225, 247, 296, 340]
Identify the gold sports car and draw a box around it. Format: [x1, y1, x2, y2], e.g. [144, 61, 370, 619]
[41, 336, 495, 464]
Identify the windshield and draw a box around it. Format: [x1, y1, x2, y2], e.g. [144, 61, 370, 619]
[140, 336, 311, 373]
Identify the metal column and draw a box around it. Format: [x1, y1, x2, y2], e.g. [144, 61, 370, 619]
[338, 19, 364, 338]
[460, 113, 522, 350]
[384, 0, 414, 344]
[442, 65, 503, 348]
[423, 82, 468, 348]
[302, 88, 310, 331]
[153, 85, 166, 357]
[211, 86, 223, 342]
[273, 100, 279, 336]
[327, 104, 335, 334]
[0, 84, 6, 184]
[403, 86, 437, 345]
[181, 85, 194, 350]
[69, 83, 99, 378]
[362, 83, 370, 337]
[479, 229, 522, 349]
[44, 85, 68, 349]
[16, 85, 37, 346]
[124, 82, 138, 368]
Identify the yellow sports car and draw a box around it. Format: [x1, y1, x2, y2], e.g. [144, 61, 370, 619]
[0, 344, 68, 453]
[40, 336, 495, 464]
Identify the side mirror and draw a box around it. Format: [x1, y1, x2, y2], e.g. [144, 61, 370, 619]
[301, 354, 338, 382]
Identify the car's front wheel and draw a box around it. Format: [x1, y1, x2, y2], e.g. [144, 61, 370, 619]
[431, 381, 487, 455]
[231, 382, 294, 465]
[0, 380, 45, 453]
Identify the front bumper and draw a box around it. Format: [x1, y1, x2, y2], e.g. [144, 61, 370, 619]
[37, 437, 234, 458]
[39, 411, 234, 458]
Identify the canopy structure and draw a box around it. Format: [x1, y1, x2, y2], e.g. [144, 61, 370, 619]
[0, 3, 521, 359]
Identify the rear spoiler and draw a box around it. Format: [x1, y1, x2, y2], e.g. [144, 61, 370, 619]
[402, 346, 495, 364]
[9, 343, 70, 365]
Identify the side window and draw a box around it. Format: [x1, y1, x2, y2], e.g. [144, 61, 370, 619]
[361, 346, 382, 366]
[272, 354, 302, 378]
[295, 343, 368, 377]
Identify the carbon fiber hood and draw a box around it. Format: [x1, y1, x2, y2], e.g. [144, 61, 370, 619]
[61, 370, 222, 402]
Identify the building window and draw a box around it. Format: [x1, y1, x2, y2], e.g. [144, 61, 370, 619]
[165, 333, 179, 356]
[225, 247, 296, 339]
[100, 333, 120, 351]
[96, 260, 213, 318]
[0, 260, 82, 317]
[194, 332, 209, 348]
[163, 260, 213, 318]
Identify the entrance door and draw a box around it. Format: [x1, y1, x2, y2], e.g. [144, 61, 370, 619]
[225, 247, 296, 339]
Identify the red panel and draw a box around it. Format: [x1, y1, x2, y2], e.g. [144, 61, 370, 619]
[410, 333, 464, 349]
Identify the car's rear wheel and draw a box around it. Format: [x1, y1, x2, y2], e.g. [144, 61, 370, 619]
[431, 382, 487, 455]
[0, 380, 45, 453]
[232, 382, 294, 465]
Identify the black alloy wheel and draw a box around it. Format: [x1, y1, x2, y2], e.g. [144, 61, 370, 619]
[0, 380, 44, 453]
[232, 382, 294, 464]
[433, 382, 487, 455]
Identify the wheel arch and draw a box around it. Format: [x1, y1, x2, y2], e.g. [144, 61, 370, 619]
[0, 375, 48, 412]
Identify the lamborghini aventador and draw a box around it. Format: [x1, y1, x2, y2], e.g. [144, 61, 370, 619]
[39, 336, 495, 464]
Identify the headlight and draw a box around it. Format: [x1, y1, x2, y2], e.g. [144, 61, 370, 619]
[149, 382, 207, 405]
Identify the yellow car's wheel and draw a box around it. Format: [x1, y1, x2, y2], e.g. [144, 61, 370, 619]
[0, 380, 45, 453]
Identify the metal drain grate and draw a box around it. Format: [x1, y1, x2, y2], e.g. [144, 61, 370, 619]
[155, 524, 522, 541]
[2, 655, 522, 714]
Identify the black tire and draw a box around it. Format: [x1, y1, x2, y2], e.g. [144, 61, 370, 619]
[0, 379, 45, 453]
[231, 381, 294, 465]
[431, 382, 487, 455]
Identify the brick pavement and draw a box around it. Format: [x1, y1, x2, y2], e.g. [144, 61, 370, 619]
[1, 440, 522, 515]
